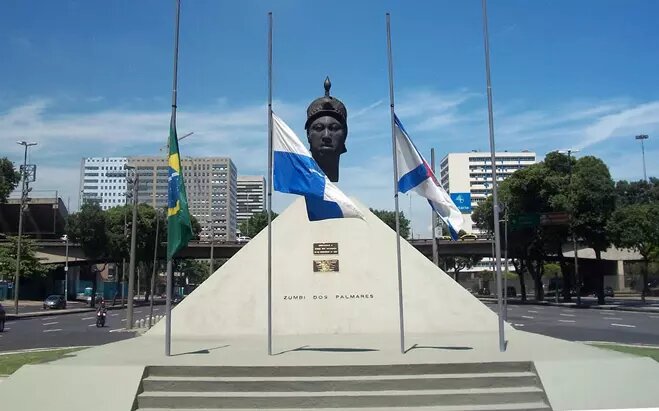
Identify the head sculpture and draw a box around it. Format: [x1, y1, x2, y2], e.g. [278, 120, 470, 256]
[305, 77, 348, 182]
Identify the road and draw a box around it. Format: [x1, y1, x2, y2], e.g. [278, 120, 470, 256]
[3, 302, 658, 353]
[486, 302, 659, 345]
[0, 305, 165, 352]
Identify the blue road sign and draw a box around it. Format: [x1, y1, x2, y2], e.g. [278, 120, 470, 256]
[450, 192, 472, 213]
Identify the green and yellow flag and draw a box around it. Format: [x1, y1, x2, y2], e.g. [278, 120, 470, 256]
[167, 117, 193, 260]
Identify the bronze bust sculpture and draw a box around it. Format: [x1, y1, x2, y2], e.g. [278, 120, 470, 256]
[305, 77, 348, 182]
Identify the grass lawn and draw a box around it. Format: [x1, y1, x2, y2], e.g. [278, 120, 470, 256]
[0, 348, 83, 375]
[590, 343, 659, 362]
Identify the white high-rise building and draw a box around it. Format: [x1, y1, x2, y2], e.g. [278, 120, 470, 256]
[439, 151, 536, 233]
[79, 157, 128, 210]
[236, 176, 265, 230]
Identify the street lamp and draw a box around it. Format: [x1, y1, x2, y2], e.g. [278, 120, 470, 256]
[61, 234, 69, 306]
[498, 204, 508, 320]
[13, 140, 37, 315]
[125, 165, 139, 329]
[635, 134, 649, 183]
[558, 149, 580, 306]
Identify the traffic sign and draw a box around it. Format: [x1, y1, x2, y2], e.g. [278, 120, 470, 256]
[540, 212, 570, 226]
[510, 213, 540, 230]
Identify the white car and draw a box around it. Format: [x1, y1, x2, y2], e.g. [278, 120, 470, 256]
[236, 236, 251, 244]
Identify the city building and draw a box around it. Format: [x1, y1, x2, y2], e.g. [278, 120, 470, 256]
[127, 156, 238, 242]
[79, 157, 128, 210]
[79, 156, 238, 242]
[236, 176, 265, 231]
[440, 151, 536, 233]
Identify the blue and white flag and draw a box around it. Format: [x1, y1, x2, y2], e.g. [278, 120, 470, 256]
[394, 115, 464, 239]
[272, 113, 363, 221]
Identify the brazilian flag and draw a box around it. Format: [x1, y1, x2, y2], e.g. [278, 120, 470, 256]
[167, 117, 193, 260]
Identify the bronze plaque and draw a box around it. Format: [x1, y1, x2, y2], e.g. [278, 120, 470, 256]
[313, 259, 339, 272]
[313, 242, 339, 255]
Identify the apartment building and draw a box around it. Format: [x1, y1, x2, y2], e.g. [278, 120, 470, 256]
[439, 151, 536, 233]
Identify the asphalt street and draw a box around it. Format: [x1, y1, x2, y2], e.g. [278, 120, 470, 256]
[486, 302, 659, 345]
[0, 305, 164, 352]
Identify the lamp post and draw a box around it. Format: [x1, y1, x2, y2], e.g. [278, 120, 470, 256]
[62, 234, 69, 306]
[499, 205, 508, 320]
[635, 134, 649, 183]
[13, 140, 37, 314]
[558, 149, 580, 305]
[125, 165, 138, 329]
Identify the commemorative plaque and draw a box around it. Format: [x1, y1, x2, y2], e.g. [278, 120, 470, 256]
[313, 259, 339, 272]
[313, 242, 339, 255]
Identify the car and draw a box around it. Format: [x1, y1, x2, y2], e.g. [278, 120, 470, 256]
[477, 287, 490, 296]
[43, 295, 66, 310]
[604, 286, 614, 298]
[236, 235, 251, 244]
[459, 233, 478, 241]
[0, 302, 5, 332]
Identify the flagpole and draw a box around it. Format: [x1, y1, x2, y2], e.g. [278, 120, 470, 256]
[481, 0, 505, 352]
[431, 148, 439, 266]
[165, 0, 182, 357]
[266, 11, 274, 356]
[386, 13, 406, 354]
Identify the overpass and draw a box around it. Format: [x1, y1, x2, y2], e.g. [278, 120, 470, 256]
[18, 238, 496, 265]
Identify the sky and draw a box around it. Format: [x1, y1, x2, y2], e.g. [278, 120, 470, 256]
[1, 0, 658, 237]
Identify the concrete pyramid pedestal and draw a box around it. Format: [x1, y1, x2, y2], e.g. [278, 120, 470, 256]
[148, 198, 504, 339]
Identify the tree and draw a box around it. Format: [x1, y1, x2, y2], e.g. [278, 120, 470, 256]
[615, 178, 659, 207]
[0, 158, 20, 204]
[608, 203, 659, 303]
[370, 208, 411, 239]
[0, 237, 50, 280]
[239, 211, 278, 238]
[571, 156, 616, 304]
[67, 203, 108, 307]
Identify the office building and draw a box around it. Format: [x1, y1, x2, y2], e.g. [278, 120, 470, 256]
[127, 156, 238, 242]
[439, 151, 536, 233]
[80, 156, 238, 241]
[79, 157, 128, 210]
[236, 176, 265, 230]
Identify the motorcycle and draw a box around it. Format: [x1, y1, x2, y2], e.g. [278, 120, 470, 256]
[96, 309, 106, 327]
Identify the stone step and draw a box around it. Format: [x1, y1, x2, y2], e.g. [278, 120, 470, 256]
[136, 403, 551, 411]
[146, 362, 533, 378]
[137, 387, 547, 409]
[142, 372, 539, 392]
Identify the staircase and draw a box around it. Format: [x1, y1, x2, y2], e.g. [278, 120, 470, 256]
[134, 362, 552, 410]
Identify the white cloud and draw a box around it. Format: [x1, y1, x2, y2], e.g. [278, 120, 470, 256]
[1, 90, 657, 233]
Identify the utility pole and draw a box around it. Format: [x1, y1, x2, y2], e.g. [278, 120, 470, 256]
[126, 168, 139, 329]
[635, 134, 649, 183]
[63, 234, 69, 305]
[431, 149, 439, 266]
[149, 209, 160, 328]
[13, 141, 37, 315]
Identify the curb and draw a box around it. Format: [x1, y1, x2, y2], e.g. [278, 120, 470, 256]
[0, 346, 90, 356]
[584, 341, 659, 349]
[477, 297, 659, 313]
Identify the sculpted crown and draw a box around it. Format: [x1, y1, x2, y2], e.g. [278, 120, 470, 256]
[304, 76, 348, 130]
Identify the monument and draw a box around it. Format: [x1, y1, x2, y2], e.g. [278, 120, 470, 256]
[305, 77, 347, 182]
[1, 79, 659, 411]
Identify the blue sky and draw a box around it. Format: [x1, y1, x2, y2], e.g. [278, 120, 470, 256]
[1, 0, 658, 236]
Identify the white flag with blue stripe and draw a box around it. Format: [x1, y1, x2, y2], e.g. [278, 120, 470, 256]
[272, 113, 363, 221]
[394, 115, 464, 239]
